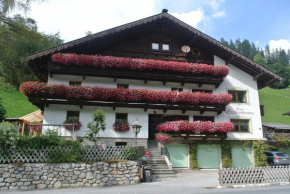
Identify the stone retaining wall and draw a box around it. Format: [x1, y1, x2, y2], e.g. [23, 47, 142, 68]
[0, 161, 139, 191]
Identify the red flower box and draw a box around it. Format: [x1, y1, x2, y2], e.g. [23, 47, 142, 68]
[113, 121, 130, 132]
[156, 120, 234, 133]
[20, 82, 233, 106]
[51, 53, 229, 77]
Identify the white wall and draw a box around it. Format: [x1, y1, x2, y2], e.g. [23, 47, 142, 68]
[45, 56, 264, 140]
[43, 105, 217, 138]
[214, 56, 263, 140]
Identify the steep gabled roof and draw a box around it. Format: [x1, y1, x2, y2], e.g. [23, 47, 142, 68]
[26, 10, 282, 87]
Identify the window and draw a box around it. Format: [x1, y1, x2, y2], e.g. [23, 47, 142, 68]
[265, 152, 273, 157]
[151, 42, 170, 51]
[194, 116, 214, 122]
[115, 142, 127, 146]
[192, 89, 212, 93]
[152, 43, 159, 50]
[162, 44, 170, 51]
[69, 81, 81, 86]
[117, 84, 129, 89]
[230, 119, 250, 132]
[67, 111, 80, 122]
[193, 48, 200, 55]
[115, 113, 128, 123]
[228, 90, 247, 103]
[171, 88, 183, 92]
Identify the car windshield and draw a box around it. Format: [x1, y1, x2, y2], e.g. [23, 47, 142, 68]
[276, 153, 287, 157]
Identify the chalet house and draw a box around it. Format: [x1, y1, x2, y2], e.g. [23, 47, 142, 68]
[23, 9, 281, 169]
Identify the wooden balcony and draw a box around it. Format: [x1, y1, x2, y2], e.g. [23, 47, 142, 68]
[48, 63, 224, 88]
[168, 131, 227, 140]
[30, 98, 226, 114]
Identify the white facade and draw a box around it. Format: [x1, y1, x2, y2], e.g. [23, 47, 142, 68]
[43, 55, 264, 141]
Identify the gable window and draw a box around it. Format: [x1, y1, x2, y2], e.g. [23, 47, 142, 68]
[152, 43, 159, 50]
[151, 42, 170, 51]
[162, 44, 170, 51]
[115, 113, 128, 123]
[117, 84, 129, 89]
[192, 89, 212, 93]
[67, 111, 80, 122]
[228, 90, 247, 103]
[230, 119, 250, 132]
[194, 116, 214, 122]
[69, 81, 81, 86]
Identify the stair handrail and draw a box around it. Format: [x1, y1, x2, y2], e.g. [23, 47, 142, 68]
[161, 147, 172, 170]
[161, 147, 170, 162]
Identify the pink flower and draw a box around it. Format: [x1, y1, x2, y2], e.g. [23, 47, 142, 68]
[156, 121, 235, 133]
[144, 149, 151, 158]
[20, 82, 233, 106]
[51, 53, 230, 77]
[155, 133, 171, 143]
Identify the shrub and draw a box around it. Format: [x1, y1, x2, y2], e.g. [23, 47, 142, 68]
[0, 122, 19, 148]
[86, 109, 106, 145]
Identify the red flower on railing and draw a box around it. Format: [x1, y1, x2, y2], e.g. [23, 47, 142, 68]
[62, 120, 82, 130]
[20, 82, 233, 106]
[156, 120, 234, 133]
[51, 53, 230, 77]
[155, 133, 171, 143]
[30, 123, 42, 132]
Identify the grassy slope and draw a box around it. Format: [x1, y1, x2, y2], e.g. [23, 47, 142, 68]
[0, 78, 37, 118]
[259, 87, 290, 125]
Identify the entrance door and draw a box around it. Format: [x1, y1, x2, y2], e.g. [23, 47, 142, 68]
[232, 146, 253, 167]
[166, 144, 189, 168]
[197, 144, 220, 169]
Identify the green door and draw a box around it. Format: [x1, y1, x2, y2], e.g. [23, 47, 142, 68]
[197, 144, 220, 169]
[232, 145, 253, 167]
[166, 144, 188, 168]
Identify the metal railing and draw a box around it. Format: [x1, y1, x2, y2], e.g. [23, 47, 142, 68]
[26, 124, 77, 140]
[161, 147, 171, 162]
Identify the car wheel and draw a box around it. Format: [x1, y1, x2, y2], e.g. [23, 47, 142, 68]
[269, 161, 274, 166]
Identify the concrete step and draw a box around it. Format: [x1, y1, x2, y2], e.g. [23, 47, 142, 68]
[152, 174, 176, 179]
[152, 169, 175, 174]
[152, 166, 169, 169]
[150, 156, 165, 159]
[148, 161, 167, 164]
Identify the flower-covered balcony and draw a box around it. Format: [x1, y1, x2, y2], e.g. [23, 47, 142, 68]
[49, 53, 230, 88]
[20, 82, 232, 113]
[156, 120, 235, 142]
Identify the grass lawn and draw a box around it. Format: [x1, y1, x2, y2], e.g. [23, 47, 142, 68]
[0, 78, 38, 118]
[259, 87, 290, 125]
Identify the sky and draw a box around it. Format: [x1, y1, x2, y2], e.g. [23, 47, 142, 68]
[14, 0, 290, 51]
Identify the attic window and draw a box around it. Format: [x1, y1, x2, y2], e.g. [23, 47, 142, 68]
[151, 42, 170, 51]
[162, 44, 170, 51]
[152, 43, 159, 50]
[193, 48, 200, 55]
